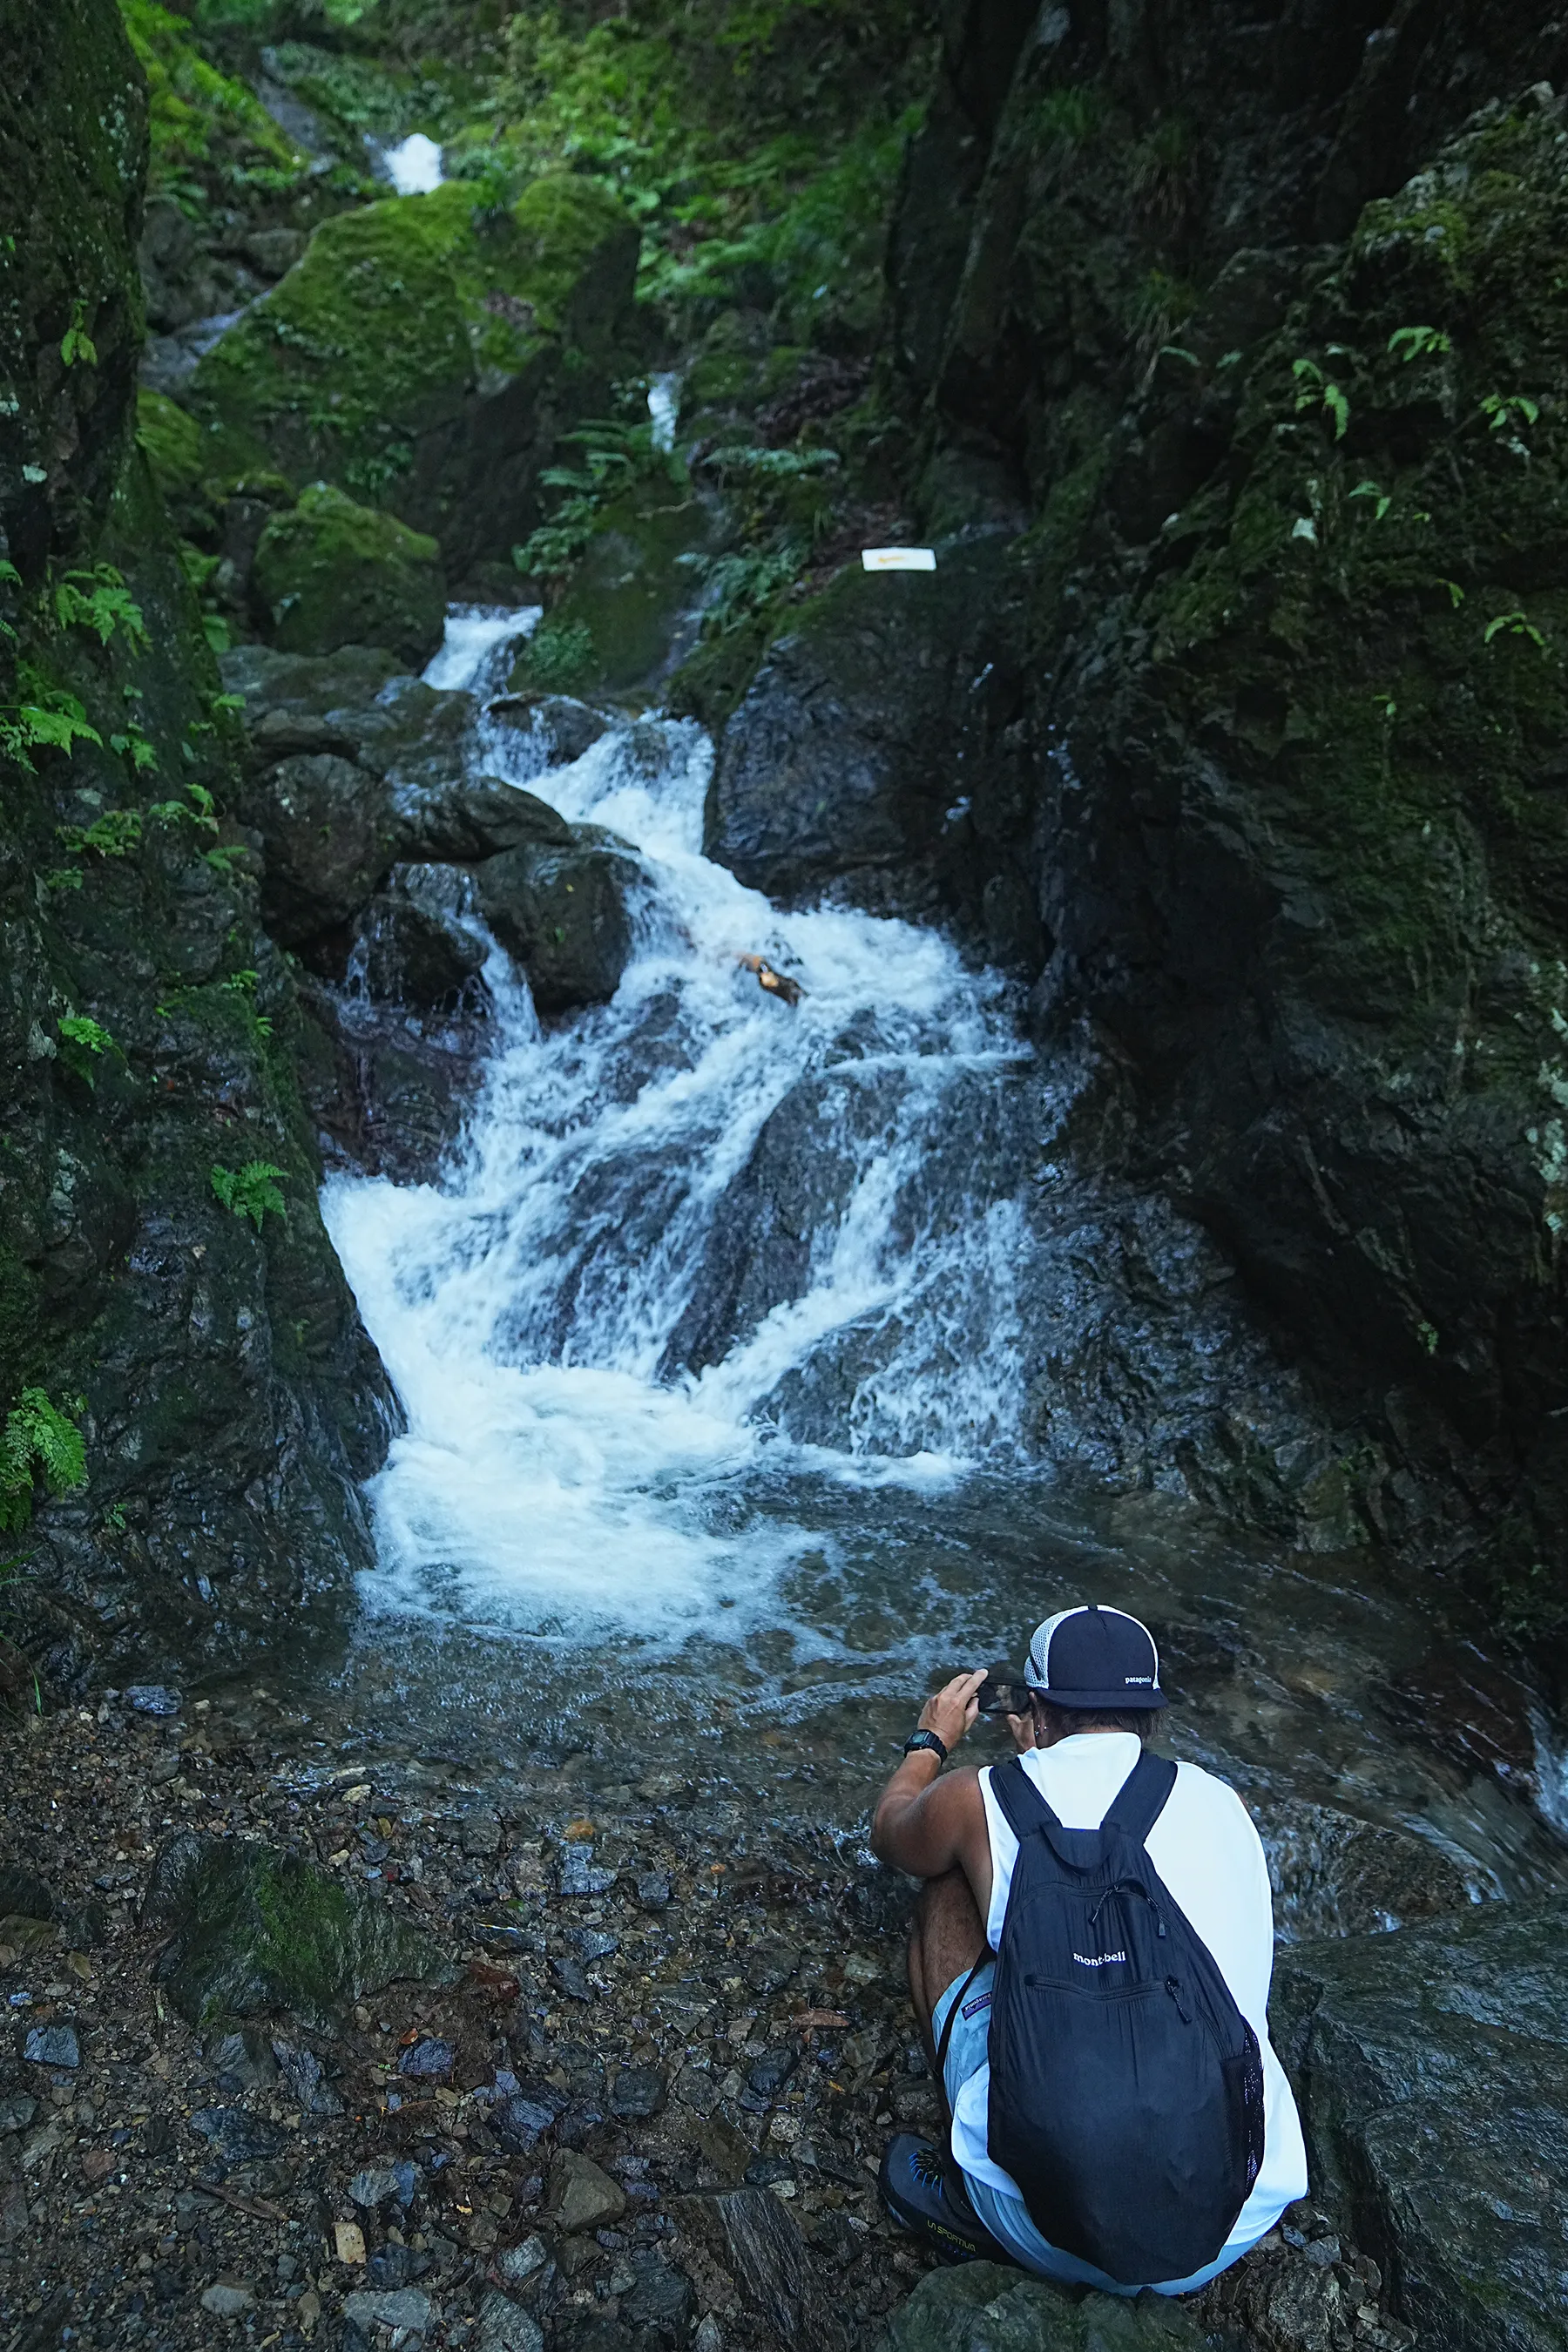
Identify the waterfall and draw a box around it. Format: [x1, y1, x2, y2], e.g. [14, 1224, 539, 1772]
[321, 608, 1037, 1650]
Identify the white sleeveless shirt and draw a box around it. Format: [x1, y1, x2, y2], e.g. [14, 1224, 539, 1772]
[950, 1734, 1308, 2256]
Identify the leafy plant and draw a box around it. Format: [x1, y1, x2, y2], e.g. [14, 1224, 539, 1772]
[149, 779, 220, 834]
[109, 724, 159, 775]
[211, 1160, 287, 1231]
[514, 413, 678, 584]
[1484, 609, 1547, 651]
[1388, 325, 1450, 362]
[0, 687, 103, 772]
[0, 1389, 87, 1534]
[704, 444, 839, 482]
[1294, 356, 1349, 439]
[57, 1013, 118, 1089]
[57, 808, 143, 859]
[1480, 392, 1538, 433]
[1036, 86, 1103, 148]
[60, 301, 98, 368]
[517, 618, 597, 693]
[1349, 479, 1391, 521]
[53, 564, 147, 650]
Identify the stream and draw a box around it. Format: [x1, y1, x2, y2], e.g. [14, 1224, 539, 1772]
[277, 607, 1568, 1937]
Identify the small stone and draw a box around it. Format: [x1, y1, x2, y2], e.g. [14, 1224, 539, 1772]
[558, 1846, 616, 1897]
[349, 2161, 417, 2210]
[273, 2039, 344, 2116]
[190, 2106, 289, 2163]
[496, 2236, 549, 2285]
[475, 2288, 543, 2352]
[744, 2044, 800, 2105]
[568, 1928, 619, 1963]
[335, 2219, 368, 2265]
[634, 1871, 671, 1910]
[0, 2095, 37, 2133]
[621, 2254, 693, 2334]
[493, 2095, 556, 2154]
[81, 2147, 115, 2185]
[693, 2319, 722, 2352]
[206, 2030, 279, 2092]
[551, 1957, 591, 2001]
[398, 2035, 455, 2078]
[609, 2065, 666, 2120]
[297, 2288, 322, 2329]
[1303, 2235, 1342, 2268]
[547, 2148, 627, 2234]
[461, 1811, 503, 1857]
[342, 2288, 432, 2335]
[24, 2024, 79, 2070]
[200, 2281, 255, 2317]
[125, 1685, 182, 1717]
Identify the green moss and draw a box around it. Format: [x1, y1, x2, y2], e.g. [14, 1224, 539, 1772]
[118, 0, 301, 199]
[252, 482, 445, 663]
[187, 173, 639, 543]
[524, 476, 713, 694]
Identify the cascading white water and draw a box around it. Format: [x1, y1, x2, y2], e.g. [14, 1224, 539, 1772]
[322, 608, 1037, 1649]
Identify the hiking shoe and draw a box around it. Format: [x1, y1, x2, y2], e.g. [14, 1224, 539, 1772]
[878, 2132, 1009, 2265]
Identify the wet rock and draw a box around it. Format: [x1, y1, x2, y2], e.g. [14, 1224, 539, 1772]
[740, 2044, 798, 2110]
[199, 2281, 256, 2318]
[672, 2186, 845, 2352]
[568, 1929, 618, 1963]
[190, 2106, 290, 2164]
[125, 1684, 182, 1718]
[342, 2287, 433, 2335]
[461, 1810, 503, 1857]
[1272, 1896, 1568, 2350]
[0, 2095, 37, 2134]
[876, 2267, 1206, 2352]
[253, 483, 447, 668]
[145, 1835, 451, 2030]
[253, 750, 402, 949]
[349, 891, 487, 1012]
[489, 693, 612, 768]
[547, 2149, 627, 2234]
[23, 2024, 79, 2070]
[476, 2288, 544, 2352]
[635, 1871, 672, 1910]
[1256, 1798, 1477, 1938]
[399, 2036, 456, 2079]
[620, 2252, 694, 2337]
[400, 777, 572, 863]
[475, 836, 637, 1015]
[497, 2236, 550, 2285]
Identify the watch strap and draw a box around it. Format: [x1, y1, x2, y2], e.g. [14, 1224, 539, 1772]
[903, 1728, 948, 1763]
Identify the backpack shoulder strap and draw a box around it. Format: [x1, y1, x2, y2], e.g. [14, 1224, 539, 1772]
[987, 1754, 1063, 1841]
[1100, 1749, 1178, 1848]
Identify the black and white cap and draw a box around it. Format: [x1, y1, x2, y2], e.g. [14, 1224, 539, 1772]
[1024, 1604, 1167, 1710]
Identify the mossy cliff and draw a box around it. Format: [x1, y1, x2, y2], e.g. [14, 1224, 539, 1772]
[0, 0, 390, 1680]
[871, 0, 1568, 1624]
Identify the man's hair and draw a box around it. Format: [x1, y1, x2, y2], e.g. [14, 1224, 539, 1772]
[1029, 1695, 1156, 1742]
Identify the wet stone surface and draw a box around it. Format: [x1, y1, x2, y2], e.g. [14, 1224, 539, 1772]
[0, 1698, 1438, 2352]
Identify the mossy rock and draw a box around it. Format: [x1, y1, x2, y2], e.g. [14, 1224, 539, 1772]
[252, 482, 447, 666]
[187, 173, 640, 572]
[513, 476, 715, 700]
[147, 1834, 454, 2031]
[877, 2267, 1205, 2352]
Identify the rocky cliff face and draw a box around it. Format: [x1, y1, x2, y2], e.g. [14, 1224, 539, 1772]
[856, 0, 1568, 1625]
[0, 0, 391, 1680]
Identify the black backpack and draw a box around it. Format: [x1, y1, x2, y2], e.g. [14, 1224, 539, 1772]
[985, 1750, 1266, 2285]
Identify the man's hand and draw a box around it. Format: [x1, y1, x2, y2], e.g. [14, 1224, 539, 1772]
[918, 1669, 987, 1754]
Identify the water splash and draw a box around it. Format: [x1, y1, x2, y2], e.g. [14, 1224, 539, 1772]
[377, 132, 445, 195]
[322, 607, 1037, 1646]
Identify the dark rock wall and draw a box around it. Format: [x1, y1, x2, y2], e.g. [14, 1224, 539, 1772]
[0, 0, 392, 1680]
[875, 0, 1568, 1619]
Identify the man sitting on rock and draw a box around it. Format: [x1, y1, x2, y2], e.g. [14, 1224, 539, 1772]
[870, 1604, 1306, 2290]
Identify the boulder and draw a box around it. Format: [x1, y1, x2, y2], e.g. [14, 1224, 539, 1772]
[143, 1834, 453, 2031]
[252, 750, 400, 948]
[187, 174, 640, 574]
[350, 894, 485, 1012]
[876, 2268, 1206, 2352]
[488, 693, 612, 768]
[706, 536, 1035, 946]
[1271, 1896, 1568, 2351]
[475, 835, 637, 1013]
[252, 483, 447, 666]
[1254, 1797, 1479, 1939]
[546, 2149, 626, 2234]
[672, 2186, 846, 2352]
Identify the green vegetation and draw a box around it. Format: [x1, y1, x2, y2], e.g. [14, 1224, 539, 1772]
[252, 483, 445, 664]
[211, 1160, 287, 1230]
[119, 0, 306, 207]
[57, 1014, 119, 1089]
[0, 1391, 87, 1534]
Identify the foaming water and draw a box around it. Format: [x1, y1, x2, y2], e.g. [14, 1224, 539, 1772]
[378, 132, 445, 194]
[321, 606, 1035, 1648]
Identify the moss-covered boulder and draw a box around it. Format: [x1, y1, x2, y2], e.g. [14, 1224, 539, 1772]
[252, 483, 446, 666]
[512, 476, 715, 700]
[187, 174, 640, 575]
[145, 1834, 453, 2030]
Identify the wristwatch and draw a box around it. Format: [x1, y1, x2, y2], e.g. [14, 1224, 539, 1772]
[903, 1728, 948, 1763]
